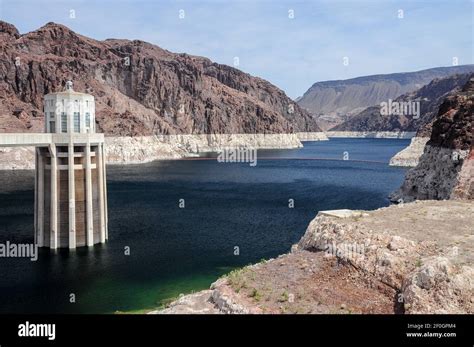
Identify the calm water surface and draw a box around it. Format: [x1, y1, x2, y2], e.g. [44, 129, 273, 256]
[0, 138, 409, 313]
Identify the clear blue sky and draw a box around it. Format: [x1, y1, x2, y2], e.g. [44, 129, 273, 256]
[1, 0, 472, 98]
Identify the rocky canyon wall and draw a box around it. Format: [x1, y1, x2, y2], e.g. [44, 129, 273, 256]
[391, 76, 473, 202]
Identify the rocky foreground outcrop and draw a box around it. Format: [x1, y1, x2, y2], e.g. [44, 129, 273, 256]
[0, 21, 320, 135]
[298, 203, 473, 314]
[153, 201, 473, 314]
[391, 76, 473, 201]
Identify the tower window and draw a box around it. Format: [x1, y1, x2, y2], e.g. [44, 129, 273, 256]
[50, 112, 55, 120]
[74, 112, 80, 132]
[85, 112, 91, 128]
[49, 121, 55, 132]
[61, 113, 67, 133]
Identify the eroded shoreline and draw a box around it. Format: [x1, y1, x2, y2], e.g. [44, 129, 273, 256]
[0, 131, 417, 170]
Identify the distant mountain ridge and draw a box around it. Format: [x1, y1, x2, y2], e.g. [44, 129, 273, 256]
[332, 73, 473, 134]
[0, 21, 320, 135]
[297, 65, 474, 130]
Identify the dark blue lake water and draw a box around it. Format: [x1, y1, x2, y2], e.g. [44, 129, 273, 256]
[0, 138, 409, 313]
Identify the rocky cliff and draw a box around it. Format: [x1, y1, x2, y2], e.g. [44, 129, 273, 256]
[0, 21, 320, 136]
[391, 76, 474, 202]
[297, 66, 474, 130]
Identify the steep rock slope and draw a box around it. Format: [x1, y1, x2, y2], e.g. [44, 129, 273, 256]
[0, 21, 320, 135]
[391, 76, 474, 202]
[298, 66, 474, 130]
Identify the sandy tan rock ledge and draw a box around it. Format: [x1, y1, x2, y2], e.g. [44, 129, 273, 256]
[296, 132, 329, 142]
[0, 132, 329, 169]
[325, 131, 416, 139]
[0, 147, 35, 170]
[389, 137, 429, 167]
[153, 200, 473, 314]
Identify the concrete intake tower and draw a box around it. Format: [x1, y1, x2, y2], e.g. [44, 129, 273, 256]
[0, 81, 108, 249]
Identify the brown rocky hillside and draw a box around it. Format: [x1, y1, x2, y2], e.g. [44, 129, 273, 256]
[0, 21, 320, 136]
